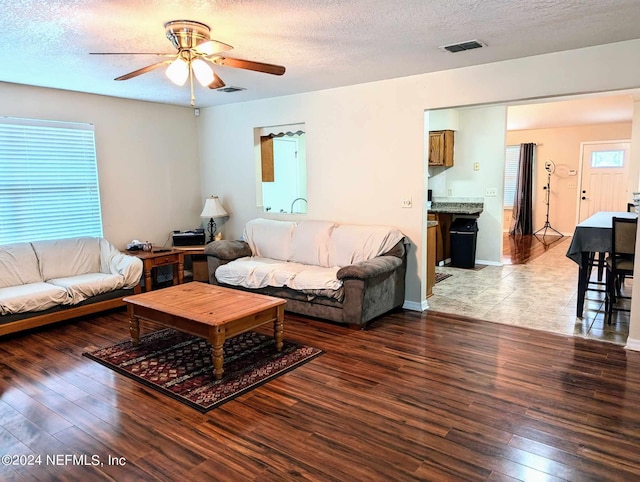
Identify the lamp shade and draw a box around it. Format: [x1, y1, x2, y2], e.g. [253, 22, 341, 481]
[200, 196, 228, 218]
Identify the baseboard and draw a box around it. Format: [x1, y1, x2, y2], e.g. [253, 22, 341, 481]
[403, 300, 428, 312]
[476, 259, 502, 267]
[625, 337, 640, 352]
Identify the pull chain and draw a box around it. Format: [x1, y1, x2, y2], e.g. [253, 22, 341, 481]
[189, 59, 195, 106]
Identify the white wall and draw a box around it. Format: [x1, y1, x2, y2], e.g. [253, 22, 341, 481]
[437, 106, 508, 264]
[626, 98, 640, 350]
[0, 82, 202, 249]
[198, 38, 640, 308]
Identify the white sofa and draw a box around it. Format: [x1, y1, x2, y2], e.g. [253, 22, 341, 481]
[0, 237, 143, 335]
[205, 218, 407, 328]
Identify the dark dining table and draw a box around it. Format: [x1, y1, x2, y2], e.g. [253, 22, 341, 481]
[566, 211, 638, 317]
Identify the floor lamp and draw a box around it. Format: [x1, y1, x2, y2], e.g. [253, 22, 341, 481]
[533, 160, 564, 240]
[200, 196, 228, 243]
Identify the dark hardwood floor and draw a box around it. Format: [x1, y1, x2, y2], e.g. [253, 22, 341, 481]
[503, 234, 568, 265]
[1, 307, 639, 480]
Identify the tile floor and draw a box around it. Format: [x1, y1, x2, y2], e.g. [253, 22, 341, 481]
[427, 237, 631, 345]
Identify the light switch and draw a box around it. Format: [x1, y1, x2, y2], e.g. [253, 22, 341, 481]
[485, 187, 497, 197]
[474, 162, 479, 171]
[401, 197, 412, 208]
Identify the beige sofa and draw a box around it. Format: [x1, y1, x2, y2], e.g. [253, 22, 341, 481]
[0, 237, 143, 336]
[205, 218, 407, 328]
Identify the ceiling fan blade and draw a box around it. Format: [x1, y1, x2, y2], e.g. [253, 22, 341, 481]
[194, 39, 233, 55]
[115, 60, 171, 81]
[213, 57, 286, 75]
[90, 52, 175, 56]
[208, 72, 226, 90]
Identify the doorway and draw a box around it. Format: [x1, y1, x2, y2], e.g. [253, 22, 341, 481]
[578, 141, 631, 222]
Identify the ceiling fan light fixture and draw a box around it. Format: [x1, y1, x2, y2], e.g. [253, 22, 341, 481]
[165, 20, 211, 50]
[107, 19, 285, 106]
[166, 58, 189, 86]
[192, 59, 214, 87]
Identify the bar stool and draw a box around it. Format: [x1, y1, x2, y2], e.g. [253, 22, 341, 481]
[605, 217, 637, 324]
[586, 252, 607, 295]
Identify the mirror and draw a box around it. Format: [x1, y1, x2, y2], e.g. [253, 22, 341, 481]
[255, 123, 307, 214]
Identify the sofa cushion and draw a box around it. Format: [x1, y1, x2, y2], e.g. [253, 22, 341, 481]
[243, 218, 295, 261]
[48, 273, 126, 305]
[216, 257, 341, 291]
[0, 242, 43, 288]
[328, 224, 405, 267]
[214, 257, 282, 288]
[286, 266, 341, 291]
[31, 237, 101, 281]
[0, 282, 69, 315]
[290, 220, 336, 267]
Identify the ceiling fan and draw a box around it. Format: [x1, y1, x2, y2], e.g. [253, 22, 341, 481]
[91, 20, 286, 105]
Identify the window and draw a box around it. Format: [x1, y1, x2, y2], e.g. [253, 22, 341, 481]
[0, 117, 103, 245]
[591, 149, 624, 168]
[503, 145, 520, 209]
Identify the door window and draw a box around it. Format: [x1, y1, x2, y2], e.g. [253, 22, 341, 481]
[590, 150, 624, 168]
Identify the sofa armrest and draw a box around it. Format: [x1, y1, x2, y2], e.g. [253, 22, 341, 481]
[98, 239, 143, 288]
[108, 252, 143, 288]
[204, 240, 252, 261]
[337, 256, 402, 280]
[205, 240, 252, 285]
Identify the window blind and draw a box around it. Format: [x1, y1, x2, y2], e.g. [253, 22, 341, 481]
[504, 145, 520, 209]
[0, 117, 103, 245]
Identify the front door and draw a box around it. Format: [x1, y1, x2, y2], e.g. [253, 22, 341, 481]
[578, 141, 631, 222]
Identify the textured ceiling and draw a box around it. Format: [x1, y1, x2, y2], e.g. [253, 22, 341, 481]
[507, 93, 637, 130]
[2, 0, 640, 107]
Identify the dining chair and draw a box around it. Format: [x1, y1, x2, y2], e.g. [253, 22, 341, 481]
[605, 216, 637, 324]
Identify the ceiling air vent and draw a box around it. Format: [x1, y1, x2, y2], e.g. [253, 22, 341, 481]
[440, 40, 486, 53]
[217, 86, 246, 93]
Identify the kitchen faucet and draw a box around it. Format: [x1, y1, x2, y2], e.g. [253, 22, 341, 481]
[290, 197, 308, 213]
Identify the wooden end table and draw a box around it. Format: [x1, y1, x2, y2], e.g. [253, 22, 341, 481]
[123, 283, 286, 380]
[127, 249, 185, 292]
[173, 245, 209, 282]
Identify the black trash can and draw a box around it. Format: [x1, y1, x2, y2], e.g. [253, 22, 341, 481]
[450, 218, 478, 269]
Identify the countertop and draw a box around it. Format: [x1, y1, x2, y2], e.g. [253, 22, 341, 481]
[429, 201, 484, 215]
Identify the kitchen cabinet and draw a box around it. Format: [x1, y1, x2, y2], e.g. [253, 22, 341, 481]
[428, 130, 454, 167]
[260, 136, 274, 182]
[428, 213, 453, 264]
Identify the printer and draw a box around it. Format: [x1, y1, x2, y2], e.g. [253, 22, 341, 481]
[172, 229, 205, 246]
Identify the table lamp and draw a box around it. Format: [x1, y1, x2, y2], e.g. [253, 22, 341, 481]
[200, 196, 228, 242]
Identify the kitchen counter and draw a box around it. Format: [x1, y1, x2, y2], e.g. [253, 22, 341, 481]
[429, 201, 483, 215]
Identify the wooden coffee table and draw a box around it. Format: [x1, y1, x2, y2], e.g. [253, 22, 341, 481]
[123, 282, 286, 380]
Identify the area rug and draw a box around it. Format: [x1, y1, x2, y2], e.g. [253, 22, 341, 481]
[435, 272, 452, 283]
[83, 329, 322, 412]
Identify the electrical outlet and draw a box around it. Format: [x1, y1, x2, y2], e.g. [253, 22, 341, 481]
[447, 188, 453, 196]
[485, 187, 497, 197]
[474, 162, 479, 171]
[568, 182, 576, 189]
[401, 197, 412, 208]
